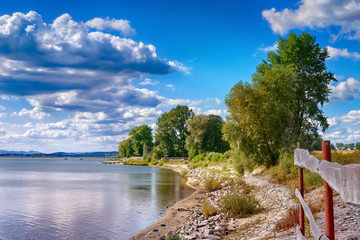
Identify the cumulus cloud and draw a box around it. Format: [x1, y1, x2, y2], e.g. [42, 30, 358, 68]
[138, 78, 159, 86]
[262, 0, 360, 40]
[324, 127, 360, 143]
[340, 110, 360, 125]
[86, 17, 135, 35]
[17, 107, 49, 119]
[330, 78, 360, 102]
[327, 46, 360, 61]
[204, 109, 223, 115]
[0, 11, 186, 103]
[328, 117, 338, 128]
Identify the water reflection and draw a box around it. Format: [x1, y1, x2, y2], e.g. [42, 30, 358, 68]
[0, 158, 194, 240]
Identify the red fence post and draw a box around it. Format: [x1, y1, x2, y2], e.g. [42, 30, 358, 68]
[298, 142, 305, 235]
[322, 140, 335, 240]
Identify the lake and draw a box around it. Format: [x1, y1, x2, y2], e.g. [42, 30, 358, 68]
[0, 158, 194, 240]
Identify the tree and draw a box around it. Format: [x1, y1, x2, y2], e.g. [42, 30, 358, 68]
[225, 32, 334, 167]
[225, 65, 297, 166]
[129, 125, 153, 156]
[256, 32, 334, 143]
[154, 105, 194, 157]
[118, 138, 134, 157]
[356, 142, 360, 150]
[186, 114, 229, 158]
[336, 143, 344, 150]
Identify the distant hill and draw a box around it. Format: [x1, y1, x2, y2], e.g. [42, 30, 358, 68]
[0, 150, 41, 155]
[0, 150, 118, 157]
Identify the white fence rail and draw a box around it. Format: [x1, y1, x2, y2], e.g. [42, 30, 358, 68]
[295, 149, 360, 206]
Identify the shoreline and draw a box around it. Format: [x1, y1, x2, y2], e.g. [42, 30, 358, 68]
[129, 164, 203, 240]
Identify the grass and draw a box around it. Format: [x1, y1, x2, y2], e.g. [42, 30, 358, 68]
[123, 158, 148, 166]
[220, 193, 261, 218]
[312, 149, 360, 165]
[202, 199, 218, 218]
[204, 176, 222, 191]
[275, 198, 324, 231]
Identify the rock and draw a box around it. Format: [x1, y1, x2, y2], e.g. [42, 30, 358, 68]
[214, 225, 223, 231]
[153, 228, 158, 232]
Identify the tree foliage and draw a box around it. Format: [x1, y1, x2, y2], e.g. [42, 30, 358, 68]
[118, 125, 153, 157]
[154, 105, 194, 157]
[186, 114, 229, 158]
[224, 32, 334, 167]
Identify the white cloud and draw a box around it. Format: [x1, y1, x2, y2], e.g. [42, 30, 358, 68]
[138, 78, 159, 86]
[262, 0, 360, 40]
[330, 78, 360, 102]
[258, 43, 278, 52]
[324, 128, 360, 143]
[0, 105, 5, 111]
[215, 98, 221, 105]
[85, 17, 135, 36]
[327, 46, 360, 61]
[17, 107, 50, 119]
[340, 110, 360, 125]
[204, 109, 223, 115]
[0, 11, 187, 111]
[328, 117, 338, 128]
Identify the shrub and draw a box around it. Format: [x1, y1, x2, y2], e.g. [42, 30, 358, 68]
[275, 207, 299, 231]
[202, 199, 218, 218]
[223, 150, 232, 160]
[204, 176, 222, 191]
[194, 153, 205, 161]
[123, 158, 148, 166]
[304, 170, 323, 191]
[220, 193, 261, 218]
[205, 152, 223, 162]
[164, 232, 181, 240]
[180, 169, 187, 176]
[231, 149, 256, 175]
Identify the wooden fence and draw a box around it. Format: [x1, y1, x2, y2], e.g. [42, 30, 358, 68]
[294, 141, 360, 240]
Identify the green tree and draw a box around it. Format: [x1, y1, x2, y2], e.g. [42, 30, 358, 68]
[256, 32, 334, 143]
[356, 142, 360, 150]
[129, 125, 153, 156]
[336, 143, 344, 150]
[224, 32, 334, 167]
[154, 105, 194, 157]
[118, 138, 134, 158]
[186, 114, 229, 158]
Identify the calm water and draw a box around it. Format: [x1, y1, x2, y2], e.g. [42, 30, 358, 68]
[0, 158, 194, 240]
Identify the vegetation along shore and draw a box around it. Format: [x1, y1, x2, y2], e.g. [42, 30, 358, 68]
[117, 32, 360, 239]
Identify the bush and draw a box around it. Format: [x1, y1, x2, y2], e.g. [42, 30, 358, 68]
[223, 150, 232, 160]
[204, 176, 222, 191]
[202, 200, 218, 218]
[275, 207, 299, 231]
[152, 146, 163, 160]
[231, 149, 256, 175]
[220, 193, 261, 218]
[304, 170, 323, 191]
[205, 152, 223, 162]
[180, 169, 187, 176]
[123, 158, 148, 166]
[194, 153, 205, 161]
[164, 232, 181, 240]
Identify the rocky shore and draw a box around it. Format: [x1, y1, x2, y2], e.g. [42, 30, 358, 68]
[130, 164, 360, 240]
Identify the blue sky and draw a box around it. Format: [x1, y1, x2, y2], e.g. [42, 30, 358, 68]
[0, 0, 360, 152]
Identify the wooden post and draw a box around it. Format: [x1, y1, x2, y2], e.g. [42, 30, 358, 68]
[322, 140, 335, 240]
[298, 142, 305, 235]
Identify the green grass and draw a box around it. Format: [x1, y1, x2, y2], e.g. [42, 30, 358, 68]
[123, 158, 148, 166]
